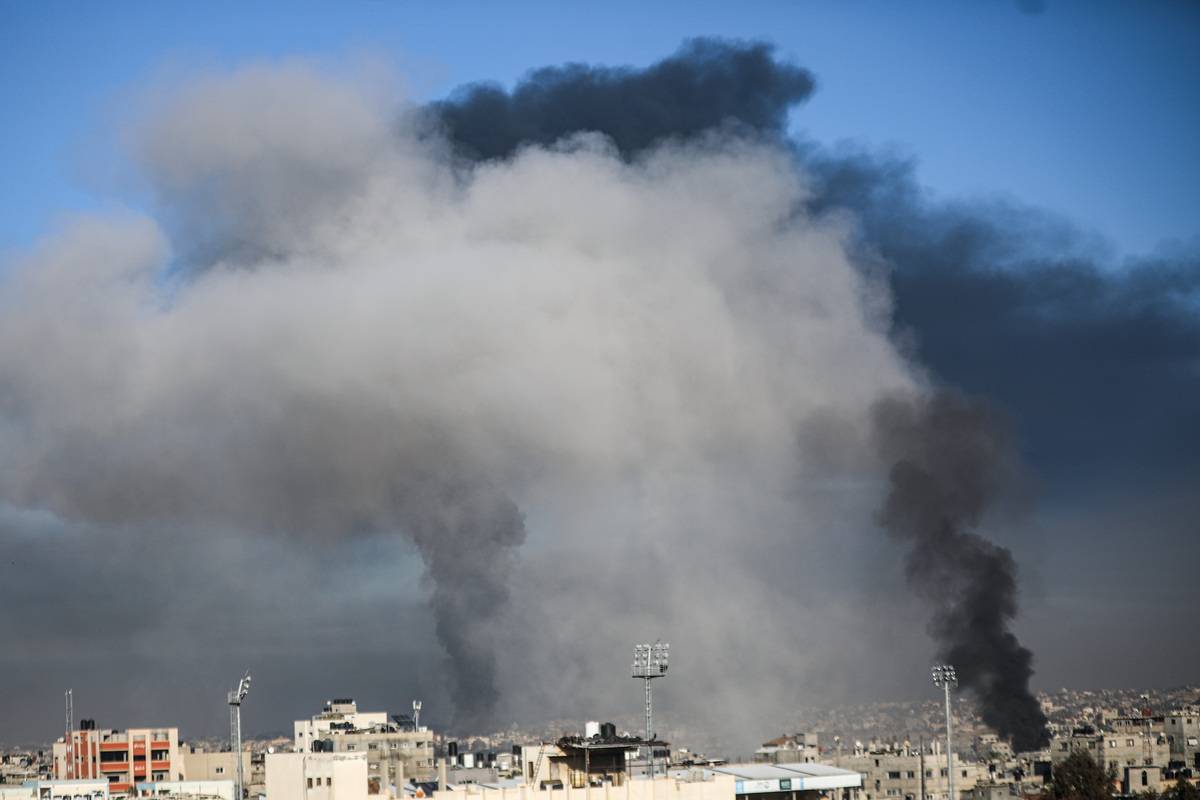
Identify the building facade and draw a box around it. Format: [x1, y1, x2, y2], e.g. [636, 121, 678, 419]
[53, 725, 182, 796]
[830, 751, 986, 800]
[0, 779, 110, 800]
[265, 753, 367, 800]
[294, 699, 435, 788]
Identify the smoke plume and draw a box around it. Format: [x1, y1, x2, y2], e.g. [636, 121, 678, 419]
[0, 58, 914, 739]
[3, 38, 1195, 745]
[871, 391, 1050, 751]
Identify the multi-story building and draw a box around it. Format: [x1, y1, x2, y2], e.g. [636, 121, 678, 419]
[1048, 728, 1169, 772]
[830, 749, 987, 800]
[1165, 707, 1199, 770]
[265, 752, 367, 800]
[53, 722, 182, 796]
[756, 735, 821, 765]
[293, 699, 435, 789]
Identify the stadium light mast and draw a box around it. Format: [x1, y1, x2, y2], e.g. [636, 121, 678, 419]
[631, 642, 669, 777]
[228, 672, 251, 800]
[931, 665, 958, 800]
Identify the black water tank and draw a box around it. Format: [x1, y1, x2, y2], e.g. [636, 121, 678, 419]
[448, 741, 459, 758]
[600, 722, 616, 739]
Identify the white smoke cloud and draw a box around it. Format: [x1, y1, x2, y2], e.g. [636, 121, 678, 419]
[0, 62, 923, 746]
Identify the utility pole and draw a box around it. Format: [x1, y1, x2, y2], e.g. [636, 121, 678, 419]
[931, 666, 957, 800]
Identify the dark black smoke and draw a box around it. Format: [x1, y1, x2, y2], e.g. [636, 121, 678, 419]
[871, 391, 1050, 752]
[398, 476, 526, 730]
[428, 38, 814, 161]
[428, 37, 1197, 740]
[429, 40, 1200, 497]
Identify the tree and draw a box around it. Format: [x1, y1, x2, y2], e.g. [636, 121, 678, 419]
[1051, 751, 1115, 800]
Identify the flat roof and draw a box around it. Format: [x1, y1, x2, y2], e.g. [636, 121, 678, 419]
[713, 763, 862, 793]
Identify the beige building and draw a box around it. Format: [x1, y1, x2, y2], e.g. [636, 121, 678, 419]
[830, 751, 986, 800]
[265, 753, 367, 800]
[294, 699, 434, 789]
[755, 736, 820, 766]
[1165, 708, 1199, 769]
[1049, 729, 1168, 771]
[179, 751, 249, 786]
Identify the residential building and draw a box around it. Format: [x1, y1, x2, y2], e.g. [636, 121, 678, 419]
[294, 699, 435, 788]
[755, 736, 821, 765]
[53, 723, 182, 796]
[179, 751, 248, 786]
[1165, 708, 1200, 769]
[265, 753, 367, 800]
[830, 749, 987, 800]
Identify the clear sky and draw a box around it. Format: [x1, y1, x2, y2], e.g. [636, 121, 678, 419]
[2, 0, 1198, 258]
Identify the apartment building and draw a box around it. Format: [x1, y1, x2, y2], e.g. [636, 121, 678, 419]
[830, 750, 987, 800]
[1165, 708, 1200, 769]
[1048, 728, 1169, 771]
[53, 723, 182, 796]
[294, 699, 435, 788]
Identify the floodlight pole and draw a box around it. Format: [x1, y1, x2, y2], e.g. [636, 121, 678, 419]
[632, 642, 669, 778]
[931, 666, 957, 800]
[228, 672, 251, 800]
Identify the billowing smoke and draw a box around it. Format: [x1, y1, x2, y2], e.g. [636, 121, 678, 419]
[0, 58, 915, 739]
[4, 38, 1194, 745]
[430, 38, 814, 162]
[871, 391, 1049, 751]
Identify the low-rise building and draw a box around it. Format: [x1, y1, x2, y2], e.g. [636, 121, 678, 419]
[133, 780, 234, 799]
[265, 753, 367, 800]
[0, 779, 110, 800]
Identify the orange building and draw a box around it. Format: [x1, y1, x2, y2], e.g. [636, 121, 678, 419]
[53, 721, 183, 796]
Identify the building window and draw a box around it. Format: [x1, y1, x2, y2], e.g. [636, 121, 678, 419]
[216, 767, 224, 775]
[907, 772, 915, 779]
[888, 772, 901, 780]
[1142, 772, 1148, 787]
[307, 778, 313, 788]
[328, 778, 333, 787]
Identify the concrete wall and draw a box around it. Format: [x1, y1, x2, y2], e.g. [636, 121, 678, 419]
[265, 753, 368, 800]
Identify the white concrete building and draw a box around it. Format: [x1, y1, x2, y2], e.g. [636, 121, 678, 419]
[265, 753, 367, 800]
[133, 780, 234, 800]
[294, 699, 434, 787]
[0, 779, 110, 800]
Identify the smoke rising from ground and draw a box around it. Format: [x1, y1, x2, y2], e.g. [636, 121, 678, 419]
[3, 39, 1195, 745]
[871, 392, 1050, 751]
[0, 60, 914, 739]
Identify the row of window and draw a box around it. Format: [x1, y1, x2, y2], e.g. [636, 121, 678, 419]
[882, 770, 967, 780]
[307, 776, 333, 788]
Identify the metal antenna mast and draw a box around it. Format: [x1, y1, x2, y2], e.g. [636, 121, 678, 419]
[65, 689, 73, 778]
[228, 672, 252, 800]
[412, 700, 422, 730]
[932, 665, 958, 800]
[631, 642, 669, 777]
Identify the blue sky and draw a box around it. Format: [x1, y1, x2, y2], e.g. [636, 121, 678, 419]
[2, 0, 1198, 260]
